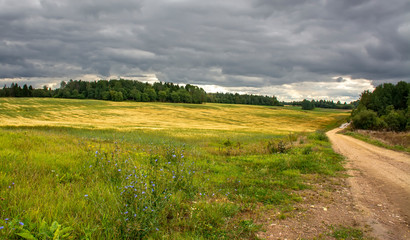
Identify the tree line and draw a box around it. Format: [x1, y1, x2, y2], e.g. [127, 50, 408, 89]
[206, 92, 281, 106]
[351, 81, 409, 131]
[0, 79, 283, 106]
[286, 99, 356, 110]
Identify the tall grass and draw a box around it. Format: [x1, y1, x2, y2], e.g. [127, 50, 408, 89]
[0, 99, 349, 239]
[0, 126, 344, 239]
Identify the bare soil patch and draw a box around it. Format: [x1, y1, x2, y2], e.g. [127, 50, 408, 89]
[256, 177, 370, 239]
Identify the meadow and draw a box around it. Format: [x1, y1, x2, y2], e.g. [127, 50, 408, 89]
[0, 98, 349, 239]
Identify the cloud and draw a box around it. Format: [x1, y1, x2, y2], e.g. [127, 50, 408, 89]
[0, 0, 408, 100]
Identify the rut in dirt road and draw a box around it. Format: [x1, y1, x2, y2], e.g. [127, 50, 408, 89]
[327, 128, 410, 240]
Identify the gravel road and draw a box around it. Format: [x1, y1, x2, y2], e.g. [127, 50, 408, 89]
[327, 128, 410, 240]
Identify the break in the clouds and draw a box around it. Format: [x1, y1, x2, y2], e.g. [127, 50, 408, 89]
[1, 0, 409, 101]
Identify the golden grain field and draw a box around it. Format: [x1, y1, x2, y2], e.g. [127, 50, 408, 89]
[0, 98, 349, 134]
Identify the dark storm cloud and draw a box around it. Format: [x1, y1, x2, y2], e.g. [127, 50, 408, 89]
[0, 0, 409, 99]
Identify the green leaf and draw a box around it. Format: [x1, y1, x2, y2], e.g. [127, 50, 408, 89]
[59, 226, 74, 235]
[50, 221, 60, 233]
[16, 231, 38, 240]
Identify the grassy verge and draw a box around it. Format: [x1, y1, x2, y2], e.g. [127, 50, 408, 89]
[343, 131, 410, 153]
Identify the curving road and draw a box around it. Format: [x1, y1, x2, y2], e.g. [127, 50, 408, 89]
[327, 128, 410, 240]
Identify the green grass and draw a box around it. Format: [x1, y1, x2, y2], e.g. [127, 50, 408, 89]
[330, 225, 364, 240]
[0, 98, 350, 239]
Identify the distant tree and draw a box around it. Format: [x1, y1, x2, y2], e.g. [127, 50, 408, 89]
[141, 93, 150, 102]
[144, 88, 157, 101]
[170, 92, 180, 103]
[158, 90, 167, 102]
[130, 89, 142, 101]
[301, 99, 315, 110]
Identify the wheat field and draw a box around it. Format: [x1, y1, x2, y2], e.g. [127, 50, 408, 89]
[0, 98, 349, 134]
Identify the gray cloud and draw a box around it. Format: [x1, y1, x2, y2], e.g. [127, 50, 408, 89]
[0, 0, 409, 100]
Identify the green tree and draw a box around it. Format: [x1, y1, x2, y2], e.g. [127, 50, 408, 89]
[141, 93, 150, 102]
[158, 90, 167, 102]
[144, 88, 157, 101]
[170, 92, 180, 103]
[301, 99, 314, 110]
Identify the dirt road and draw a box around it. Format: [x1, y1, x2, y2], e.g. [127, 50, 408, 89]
[327, 128, 410, 239]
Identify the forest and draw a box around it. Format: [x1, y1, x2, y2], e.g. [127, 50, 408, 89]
[351, 81, 409, 131]
[0, 79, 281, 106]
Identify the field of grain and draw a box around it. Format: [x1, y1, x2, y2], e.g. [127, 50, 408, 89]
[0, 98, 348, 133]
[0, 98, 350, 239]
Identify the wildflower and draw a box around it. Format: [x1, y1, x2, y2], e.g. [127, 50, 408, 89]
[124, 211, 128, 214]
[19, 222, 24, 226]
[142, 191, 145, 194]
[172, 154, 176, 158]
[118, 169, 121, 172]
[134, 214, 137, 217]
[0, 226, 3, 230]
[156, 228, 159, 231]
[5, 218, 9, 221]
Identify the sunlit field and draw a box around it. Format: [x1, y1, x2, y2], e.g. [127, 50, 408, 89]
[0, 98, 349, 239]
[0, 98, 348, 133]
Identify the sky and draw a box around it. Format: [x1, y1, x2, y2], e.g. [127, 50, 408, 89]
[1, 0, 409, 102]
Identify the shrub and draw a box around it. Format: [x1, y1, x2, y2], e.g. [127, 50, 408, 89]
[382, 110, 406, 131]
[352, 109, 385, 130]
[267, 140, 287, 153]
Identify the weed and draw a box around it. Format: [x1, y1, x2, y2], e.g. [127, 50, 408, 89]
[267, 139, 287, 154]
[330, 225, 364, 240]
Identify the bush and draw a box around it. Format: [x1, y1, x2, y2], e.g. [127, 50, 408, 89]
[267, 140, 287, 153]
[382, 110, 406, 131]
[352, 109, 385, 130]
